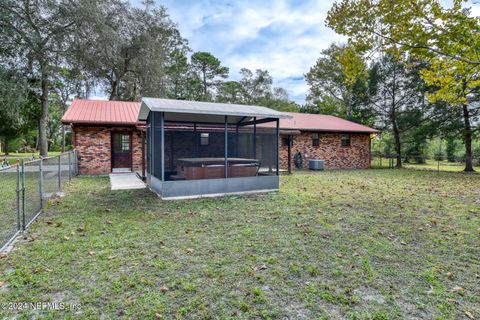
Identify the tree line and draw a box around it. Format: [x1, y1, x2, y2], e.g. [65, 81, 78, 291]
[0, 0, 298, 157]
[1, 0, 478, 172]
[304, 0, 479, 172]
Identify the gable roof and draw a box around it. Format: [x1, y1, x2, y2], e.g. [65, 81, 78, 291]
[272, 112, 379, 133]
[61, 99, 141, 125]
[61, 99, 379, 133]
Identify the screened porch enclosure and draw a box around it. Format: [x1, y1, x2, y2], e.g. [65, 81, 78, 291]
[140, 98, 289, 199]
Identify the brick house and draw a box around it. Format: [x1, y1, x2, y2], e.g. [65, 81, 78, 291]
[62, 99, 378, 175]
[271, 112, 379, 171]
[62, 100, 145, 175]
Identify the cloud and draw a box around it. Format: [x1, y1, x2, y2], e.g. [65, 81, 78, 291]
[159, 0, 345, 104]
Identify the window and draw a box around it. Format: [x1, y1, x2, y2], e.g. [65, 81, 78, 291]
[312, 133, 319, 147]
[341, 134, 351, 147]
[282, 136, 290, 147]
[113, 133, 130, 153]
[200, 133, 209, 146]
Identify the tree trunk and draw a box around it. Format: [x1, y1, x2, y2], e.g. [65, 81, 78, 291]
[109, 79, 118, 100]
[61, 125, 66, 153]
[39, 65, 49, 157]
[462, 104, 474, 172]
[392, 118, 402, 167]
[61, 102, 67, 153]
[202, 65, 207, 98]
[390, 63, 401, 168]
[3, 138, 9, 155]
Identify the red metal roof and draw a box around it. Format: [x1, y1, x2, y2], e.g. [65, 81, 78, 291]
[61, 99, 141, 125]
[263, 112, 379, 133]
[62, 99, 378, 133]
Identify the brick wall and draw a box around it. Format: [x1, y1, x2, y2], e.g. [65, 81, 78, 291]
[73, 126, 143, 175]
[280, 132, 371, 170]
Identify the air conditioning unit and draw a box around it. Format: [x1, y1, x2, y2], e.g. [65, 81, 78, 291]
[309, 160, 325, 171]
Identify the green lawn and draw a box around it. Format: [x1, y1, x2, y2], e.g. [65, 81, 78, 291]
[371, 158, 480, 172]
[0, 170, 479, 319]
[1, 152, 62, 166]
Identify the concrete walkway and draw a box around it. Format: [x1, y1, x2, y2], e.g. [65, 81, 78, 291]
[109, 173, 146, 191]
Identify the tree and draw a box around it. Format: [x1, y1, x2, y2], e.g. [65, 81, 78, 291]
[326, 0, 480, 171]
[217, 81, 244, 103]
[0, 68, 28, 154]
[327, 0, 480, 66]
[215, 69, 299, 111]
[0, 0, 83, 156]
[305, 44, 375, 125]
[420, 59, 480, 171]
[51, 67, 86, 152]
[368, 55, 429, 167]
[190, 52, 229, 101]
[74, 1, 186, 101]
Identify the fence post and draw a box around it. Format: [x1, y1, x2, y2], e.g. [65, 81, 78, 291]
[58, 154, 61, 190]
[73, 150, 78, 176]
[39, 157, 44, 209]
[21, 160, 26, 231]
[16, 163, 21, 231]
[68, 151, 72, 181]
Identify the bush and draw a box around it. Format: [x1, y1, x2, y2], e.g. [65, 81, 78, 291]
[446, 139, 458, 162]
[16, 146, 36, 153]
[433, 150, 445, 161]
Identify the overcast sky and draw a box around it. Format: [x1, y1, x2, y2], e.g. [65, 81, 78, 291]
[127, 0, 480, 105]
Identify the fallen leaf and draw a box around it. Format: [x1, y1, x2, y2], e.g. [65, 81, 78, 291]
[88, 251, 95, 256]
[450, 286, 464, 293]
[186, 248, 195, 254]
[0, 253, 7, 259]
[63, 236, 70, 241]
[160, 285, 169, 293]
[107, 256, 116, 260]
[155, 313, 162, 319]
[106, 220, 113, 225]
[446, 272, 454, 279]
[320, 232, 331, 239]
[400, 241, 407, 245]
[465, 311, 474, 320]
[336, 253, 344, 258]
[185, 228, 192, 234]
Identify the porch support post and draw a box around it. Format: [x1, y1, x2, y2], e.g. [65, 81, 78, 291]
[235, 124, 239, 157]
[193, 123, 197, 158]
[141, 130, 145, 180]
[287, 135, 292, 174]
[253, 117, 257, 159]
[276, 119, 279, 176]
[224, 115, 228, 178]
[160, 112, 165, 181]
[150, 114, 154, 176]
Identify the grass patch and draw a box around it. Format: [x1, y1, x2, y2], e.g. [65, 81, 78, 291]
[0, 170, 479, 318]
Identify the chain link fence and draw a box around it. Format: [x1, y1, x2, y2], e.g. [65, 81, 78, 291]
[0, 151, 78, 251]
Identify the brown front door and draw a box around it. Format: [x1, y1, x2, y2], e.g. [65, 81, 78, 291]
[111, 132, 132, 170]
